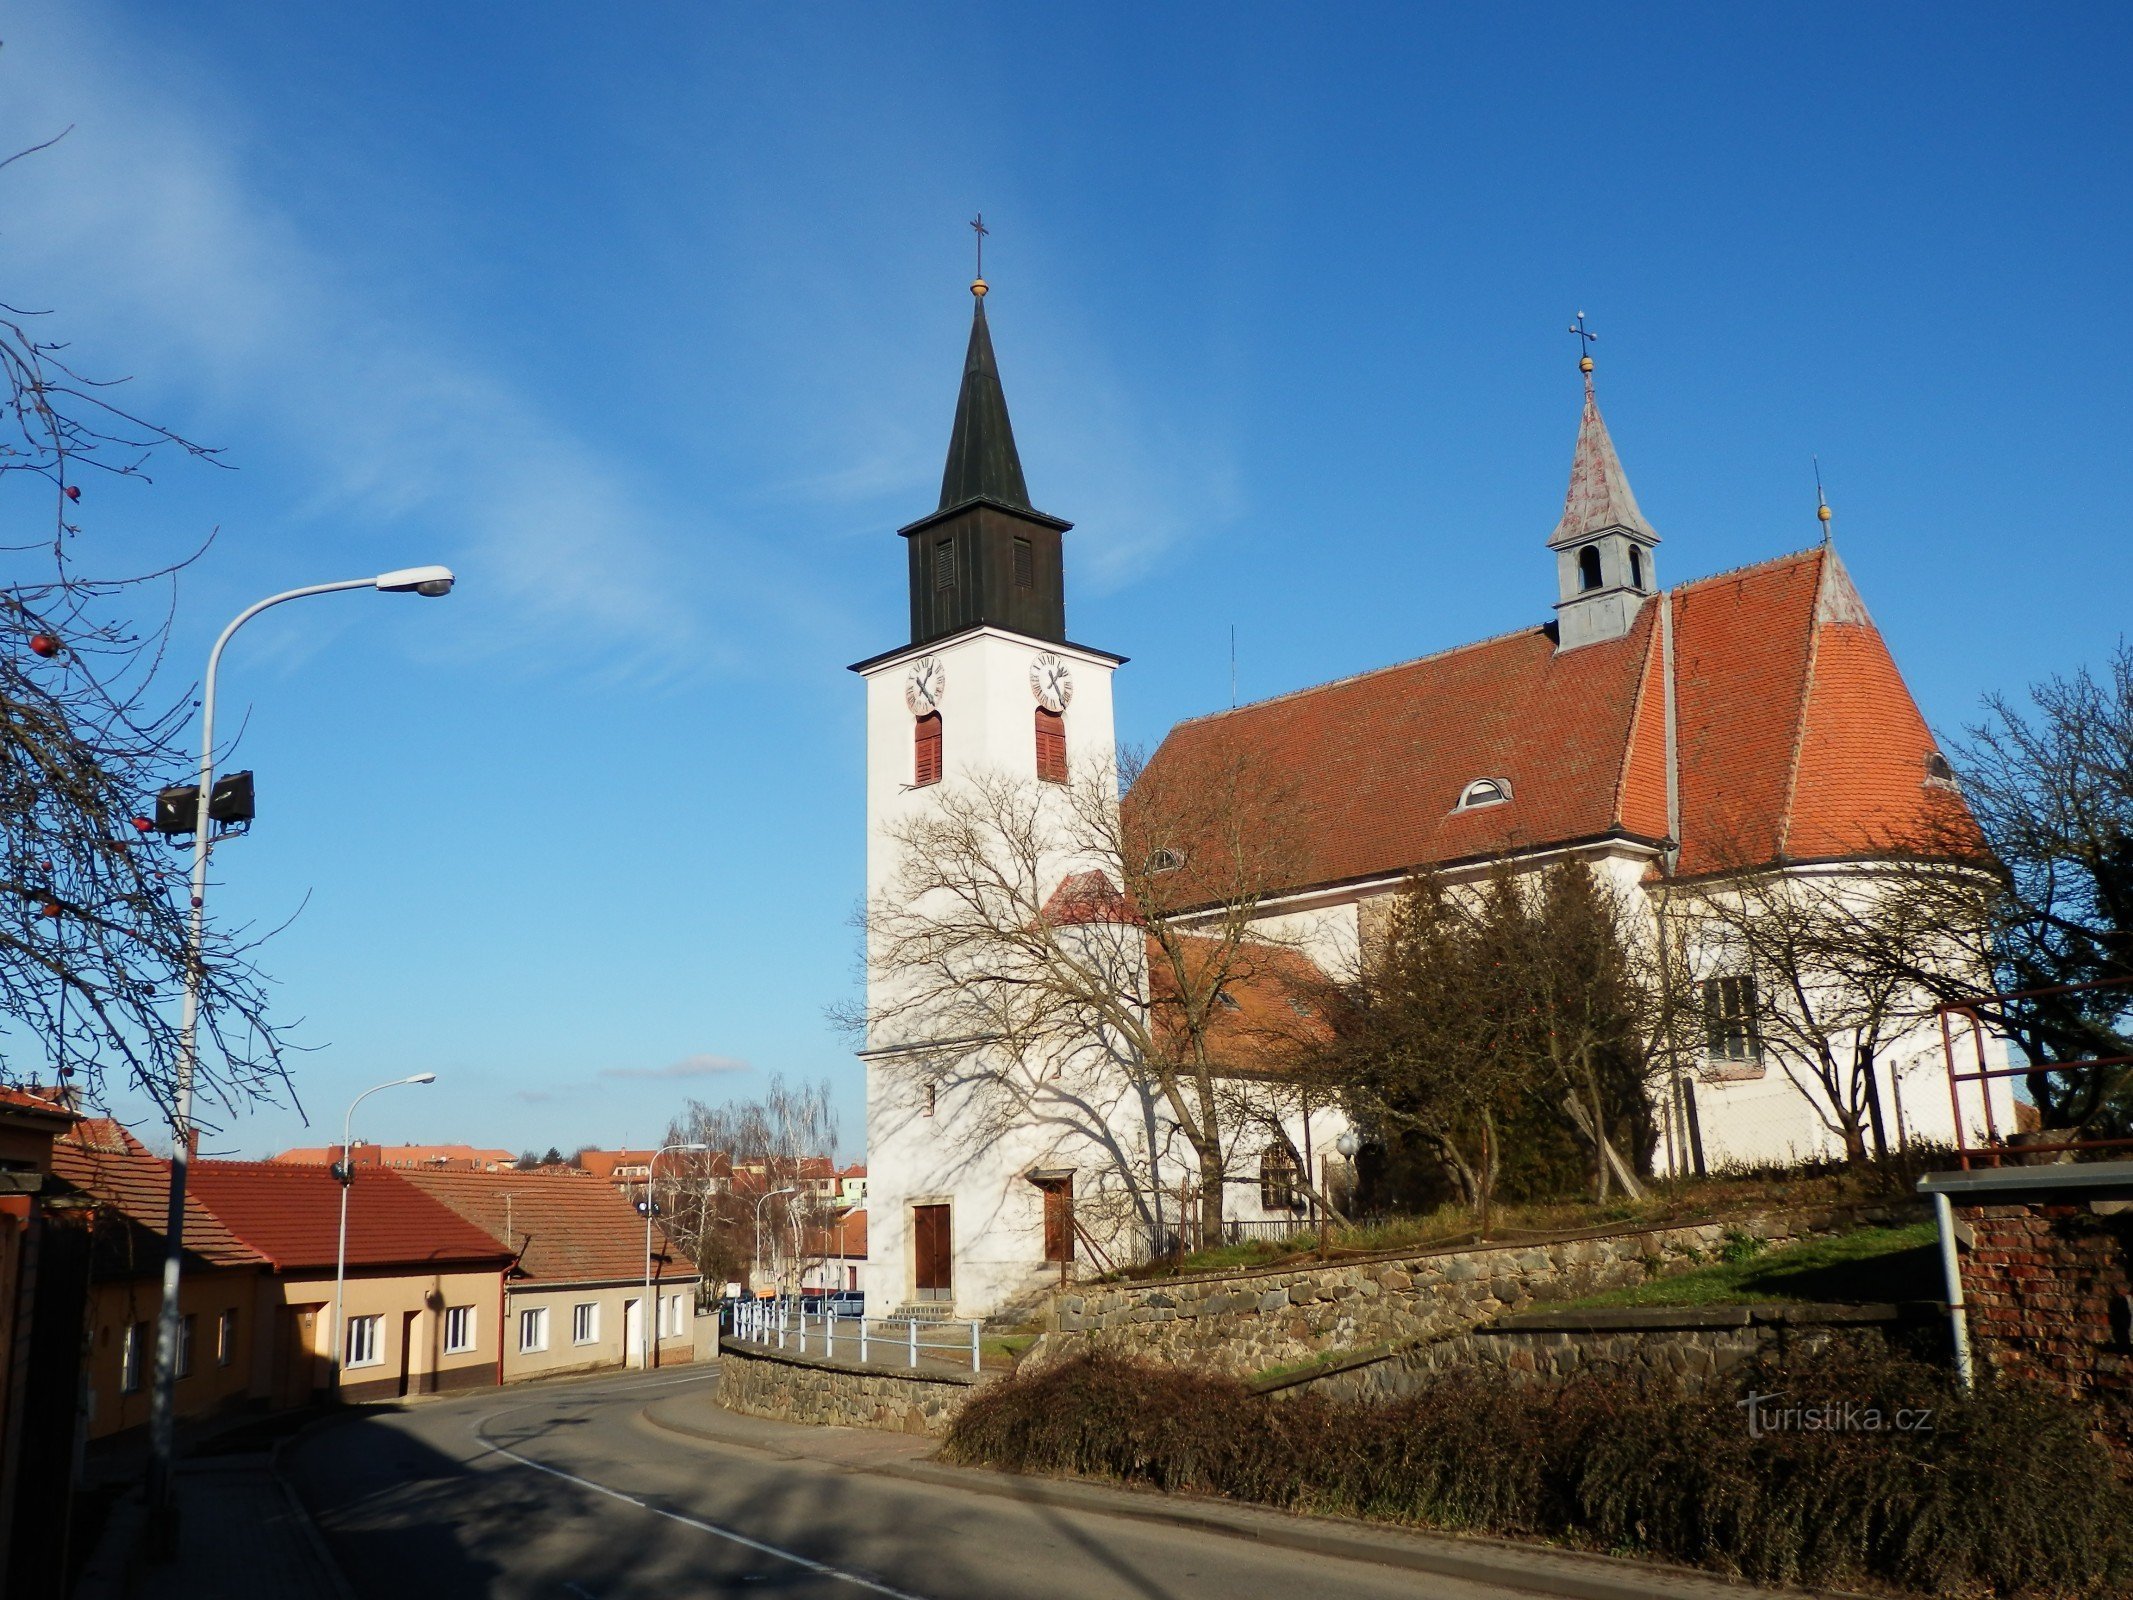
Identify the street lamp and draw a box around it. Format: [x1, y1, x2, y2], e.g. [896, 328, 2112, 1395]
[332, 1073, 438, 1395]
[754, 1186, 797, 1299]
[146, 566, 455, 1536]
[641, 1141, 708, 1370]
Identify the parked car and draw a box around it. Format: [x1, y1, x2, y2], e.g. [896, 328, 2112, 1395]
[826, 1290, 864, 1320]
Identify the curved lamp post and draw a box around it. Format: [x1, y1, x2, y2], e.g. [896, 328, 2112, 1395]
[641, 1142, 709, 1369]
[146, 566, 455, 1538]
[332, 1073, 439, 1394]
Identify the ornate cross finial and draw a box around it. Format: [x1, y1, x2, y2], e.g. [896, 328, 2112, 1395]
[1568, 310, 1597, 375]
[969, 213, 990, 296]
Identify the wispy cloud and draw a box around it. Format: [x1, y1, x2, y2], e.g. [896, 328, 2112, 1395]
[0, 13, 709, 677]
[599, 1053, 751, 1083]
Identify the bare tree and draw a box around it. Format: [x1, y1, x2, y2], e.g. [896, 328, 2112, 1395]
[661, 1074, 840, 1294]
[847, 738, 1316, 1240]
[1665, 865, 1935, 1164]
[0, 173, 285, 1123]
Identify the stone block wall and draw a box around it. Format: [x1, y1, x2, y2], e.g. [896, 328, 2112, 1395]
[716, 1339, 981, 1437]
[1960, 1199, 2133, 1468]
[1275, 1304, 1919, 1404]
[1030, 1205, 1911, 1380]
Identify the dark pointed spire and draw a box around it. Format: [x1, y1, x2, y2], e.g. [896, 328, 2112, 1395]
[938, 293, 1033, 513]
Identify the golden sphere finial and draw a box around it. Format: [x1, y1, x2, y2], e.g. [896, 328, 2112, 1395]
[971, 277, 988, 298]
[1818, 502, 1832, 523]
[1579, 354, 1594, 374]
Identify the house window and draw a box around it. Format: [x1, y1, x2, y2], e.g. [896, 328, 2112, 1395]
[444, 1306, 476, 1355]
[923, 1082, 937, 1118]
[1629, 546, 1645, 589]
[1260, 1146, 1299, 1212]
[1013, 536, 1034, 588]
[177, 1313, 196, 1379]
[914, 712, 943, 787]
[1702, 975, 1763, 1065]
[1456, 777, 1511, 810]
[1578, 545, 1603, 591]
[1035, 707, 1067, 784]
[661, 1294, 688, 1338]
[933, 538, 955, 589]
[217, 1309, 238, 1368]
[121, 1321, 147, 1393]
[345, 1314, 383, 1369]
[519, 1307, 549, 1353]
[572, 1302, 599, 1345]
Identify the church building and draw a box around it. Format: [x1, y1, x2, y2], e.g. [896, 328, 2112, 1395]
[855, 277, 2012, 1321]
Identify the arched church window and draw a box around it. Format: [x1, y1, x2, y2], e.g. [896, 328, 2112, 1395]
[1578, 545, 1603, 591]
[1035, 707, 1067, 784]
[1456, 777, 1512, 810]
[914, 712, 943, 787]
[1629, 546, 1644, 589]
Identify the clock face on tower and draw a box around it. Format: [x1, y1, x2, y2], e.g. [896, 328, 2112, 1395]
[905, 656, 947, 715]
[1030, 652, 1074, 712]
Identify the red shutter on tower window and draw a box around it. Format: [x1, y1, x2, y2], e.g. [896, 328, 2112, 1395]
[1035, 707, 1067, 784]
[914, 713, 943, 786]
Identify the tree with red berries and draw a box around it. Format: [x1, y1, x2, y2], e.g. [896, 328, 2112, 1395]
[0, 136, 283, 1125]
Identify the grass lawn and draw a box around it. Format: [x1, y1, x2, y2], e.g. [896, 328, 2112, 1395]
[1565, 1222, 1943, 1309]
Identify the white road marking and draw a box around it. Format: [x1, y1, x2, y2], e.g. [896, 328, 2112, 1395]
[481, 1442, 934, 1600]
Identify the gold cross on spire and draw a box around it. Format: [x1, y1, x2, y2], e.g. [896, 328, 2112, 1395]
[969, 213, 989, 297]
[1568, 310, 1597, 375]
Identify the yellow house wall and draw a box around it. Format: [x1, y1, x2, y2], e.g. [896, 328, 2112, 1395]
[83, 1268, 261, 1442]
[266, 1266, 505, 1405]
[502, 1279, 698, 1383]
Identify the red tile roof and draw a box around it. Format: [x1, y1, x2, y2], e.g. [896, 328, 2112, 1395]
[50, 1144, 267, 1273]
[65, 1117, 152, 1156]
[1140, 547, 1963, 894]
[804, 1207, 867, 1260]
[270, 1142, 517, 1170]
[185, 1160, 513, 1273]
[398, 1168, 695, 1286]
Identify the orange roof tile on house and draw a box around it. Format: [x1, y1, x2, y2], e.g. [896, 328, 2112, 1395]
[1141, 545, 1961, 896]
[50, 1144, 267, 1273]
[270, 1142, 517, 1171]
[398, 1168, 694, 1286]
[64, 1116, 152, 1156]
[803, 1207, 867, 1260]
[186, 1161, 513, 1273]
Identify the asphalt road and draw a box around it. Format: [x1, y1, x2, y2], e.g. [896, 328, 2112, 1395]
[283, 1364, 1766, 1600]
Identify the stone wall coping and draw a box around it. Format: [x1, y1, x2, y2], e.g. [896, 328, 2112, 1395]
[719, 1335, 982, 1388]
[1487, 1301, 1927, 1334]
[1094, 1199, 1922, 1295]
[1920, 1160, 2133, 1201]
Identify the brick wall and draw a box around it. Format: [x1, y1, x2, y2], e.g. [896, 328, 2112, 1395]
[1960, 1200, 2133, 1469]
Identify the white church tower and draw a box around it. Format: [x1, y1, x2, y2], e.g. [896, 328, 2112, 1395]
[850, 275, 1125, 1318]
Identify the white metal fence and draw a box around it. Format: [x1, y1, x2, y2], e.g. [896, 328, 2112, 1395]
[725, 1298, 982, 1374]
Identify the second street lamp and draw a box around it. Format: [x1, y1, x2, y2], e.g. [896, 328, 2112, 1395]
[641, 1142, 709, 1369]
[332, 1073, 439, 1395]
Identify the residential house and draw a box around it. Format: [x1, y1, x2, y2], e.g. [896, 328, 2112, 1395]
[184, 1161, 513, 1405]
[400, 1168, 700, 1377]
[270, 1141, 517, 1172]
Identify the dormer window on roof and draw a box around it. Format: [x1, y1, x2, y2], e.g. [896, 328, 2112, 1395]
[1455, 777, 1512, 811]
[1147, 847, 1186, 873]
[1924, 752, 1958, 787]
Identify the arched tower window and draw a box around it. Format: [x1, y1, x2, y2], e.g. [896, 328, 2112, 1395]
[1035, 707, 1067, 784]
[1578, 545, 1603, 591]
[1629, 546, 1644, 589]
[914, 712, 942, 787]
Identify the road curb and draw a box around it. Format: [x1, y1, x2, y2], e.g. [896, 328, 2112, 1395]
[639, 1393, 1852, 1600]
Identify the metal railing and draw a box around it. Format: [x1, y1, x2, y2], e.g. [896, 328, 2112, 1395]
[724, 1297, 982, 1374]
[1940, 977, 2133, 1167]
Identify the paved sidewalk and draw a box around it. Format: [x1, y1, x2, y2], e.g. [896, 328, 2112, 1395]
[640, 1385, 1813, 1600]
[78, 1453, 352, 1600]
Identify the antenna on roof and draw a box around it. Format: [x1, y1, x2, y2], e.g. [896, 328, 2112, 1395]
[1814, 456, 1832, 545]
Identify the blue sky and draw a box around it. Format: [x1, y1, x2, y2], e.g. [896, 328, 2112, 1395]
[1, 4, 2125, 1158]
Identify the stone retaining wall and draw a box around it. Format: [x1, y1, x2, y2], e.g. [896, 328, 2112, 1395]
[1031, 1203, 1917, 1380]
[1271, 1302, 1933, 1403]
[715, 1338, 983, 1436]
